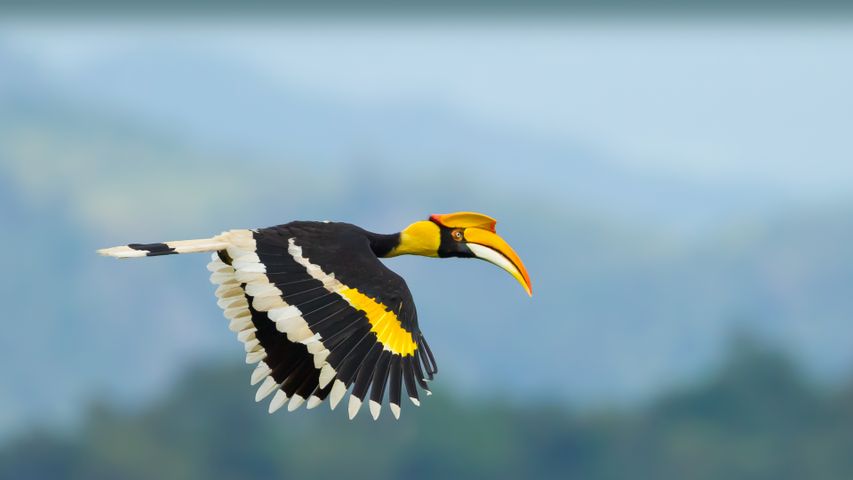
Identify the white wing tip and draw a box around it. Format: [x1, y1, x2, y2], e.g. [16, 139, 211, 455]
[268, 390, 288, 414]
[318, 365, 336, 388]
[287, 395, 305, 412]
[329, 380, 347, 410]
[246, 350, 267, 364]
[250, 363, 270, 386]
[306, 395, 323, 409]
[369, 400, 381, 420]
[390, 403, 401, 420]
[255, 377, 278, 402]
[348, 396, 362, 420]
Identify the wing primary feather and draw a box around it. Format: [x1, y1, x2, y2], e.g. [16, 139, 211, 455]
[314, 311, 366, 348]
[347, 396, 362, 420]
[280, 356, 314, 399]
[350, 343, 383, 402]
[260, 284, 324, 301]
[388, 355, 403, 418]
[294, 366, 321, 400]
[324, 324, 372, 368]
[419, 334, 438, 376]
[368, 352, 392, 420]
[255, 376, 279, 402]
[416, 345, 433, 380]
[288, 370, 319, 412]
[267, 341, 304, 373]
[346, 342, 383, 420]
[369, 350, 393, 407]
[412, 353, 431, 391]
[258, 276, 316, 287]
[329, 380, 348, 410]
[250, 249, 293, 257]
[261, 336, 304, 376]
[334, 334, 377, 387]
[297, 297, 342, 327]
[289, 289, 337, 308]
[402, 355, 420, 406]
[306, 381, 333, 409]
[321, 327, 360, 354]
[262, 264, 316, 273]
[305, 304, 351, 330]
[268, 390, 289, 414]
[306, 395, 324, 409]
[251, 362, 272, 386]
[317, 324, 371, 389]
[270, 349, 311, 385]
[287, 394, 306, 412]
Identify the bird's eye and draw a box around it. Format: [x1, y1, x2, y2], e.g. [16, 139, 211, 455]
[451, 229, 464, 241]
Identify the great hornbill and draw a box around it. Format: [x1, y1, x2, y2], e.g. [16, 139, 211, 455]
[99, 212, 531, 420]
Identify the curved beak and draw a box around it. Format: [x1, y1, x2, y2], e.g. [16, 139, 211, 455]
[463, 228, 532, 297]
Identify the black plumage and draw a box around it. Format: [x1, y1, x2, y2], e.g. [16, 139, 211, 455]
[103, 212, 533, 419]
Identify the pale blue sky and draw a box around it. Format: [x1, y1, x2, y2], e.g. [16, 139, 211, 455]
[5, 19, 853, 204]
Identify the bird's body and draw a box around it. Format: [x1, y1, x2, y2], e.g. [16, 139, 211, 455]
[99, 212, 530, 420]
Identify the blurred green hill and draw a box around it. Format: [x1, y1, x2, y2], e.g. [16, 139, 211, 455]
[1, 334, 851, 480]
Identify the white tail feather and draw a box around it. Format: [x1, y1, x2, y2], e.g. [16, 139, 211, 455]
[96, 246, 148, 258]
[98, 235, 231, 258]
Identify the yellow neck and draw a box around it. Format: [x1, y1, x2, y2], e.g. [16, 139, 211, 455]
[387, 221, 440, 257]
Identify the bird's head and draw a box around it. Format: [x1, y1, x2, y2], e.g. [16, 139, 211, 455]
[386, 212, 532, 296]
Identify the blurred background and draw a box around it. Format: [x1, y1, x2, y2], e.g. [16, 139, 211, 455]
[2, 2, 853, 479]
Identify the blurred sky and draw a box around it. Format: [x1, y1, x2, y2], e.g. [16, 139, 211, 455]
[7, 19, 853, 207]
[1, 13, 852, 437]
[6, 19, 853, 193]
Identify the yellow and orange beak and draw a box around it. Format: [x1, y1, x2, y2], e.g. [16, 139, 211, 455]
[462, 227, 532, 297]
[427, 212, 532, 297]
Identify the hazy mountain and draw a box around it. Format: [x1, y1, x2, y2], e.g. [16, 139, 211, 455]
[2, 337, 851, 480]
[63, 47, 782, 235]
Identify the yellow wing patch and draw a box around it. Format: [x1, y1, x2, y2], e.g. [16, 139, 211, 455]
[337, 287, 417, 356]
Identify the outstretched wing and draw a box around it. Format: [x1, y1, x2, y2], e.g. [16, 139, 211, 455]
[208, 224, 436, 420]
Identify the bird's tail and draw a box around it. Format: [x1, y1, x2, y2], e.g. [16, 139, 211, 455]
[97, 234, 231, 258]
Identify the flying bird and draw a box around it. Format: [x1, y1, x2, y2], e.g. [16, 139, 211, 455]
[98, 212, 531, 420]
